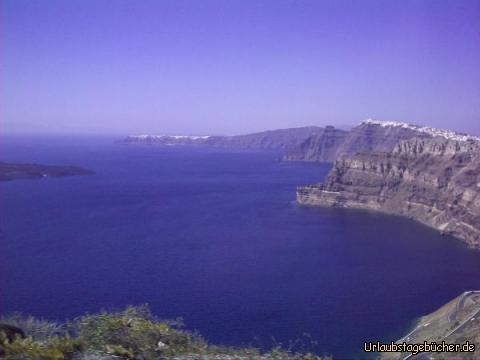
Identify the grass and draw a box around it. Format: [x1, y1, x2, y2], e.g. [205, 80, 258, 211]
[0, 305, 332, 360]
[0, 313, 66, 341]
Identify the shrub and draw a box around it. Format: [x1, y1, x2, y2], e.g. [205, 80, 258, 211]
[72, 305, 204, 359]
[1, 335, 82, 360]
[71, 349, 119, 360]
[1, 306, 333, 360]
[0, 313, 66, 341]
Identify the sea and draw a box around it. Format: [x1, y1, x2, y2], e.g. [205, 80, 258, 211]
[2, 135, 480, 359]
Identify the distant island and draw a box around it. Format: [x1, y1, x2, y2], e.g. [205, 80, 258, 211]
[0, 162, 94, 182]
[119, 126, 327, 150]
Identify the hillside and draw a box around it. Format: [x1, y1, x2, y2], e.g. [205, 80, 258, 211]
[121, 120, 450, 162]
[0, 306, 330, 360]
[121, 126, 324, 151]
[294, 121, 480, 357]
[282, 126, 348, 162]
[379, 291, 480, 360]
[296, 122, 480, 248]
[283, 120, 433, 163]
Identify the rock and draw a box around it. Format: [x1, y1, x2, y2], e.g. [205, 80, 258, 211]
[284, 120, 432, 163]
[282, 126, 348, 162]
[157, 340, 168, 349]
[0, 323, 25, 342]
[297, 127, 480, 248]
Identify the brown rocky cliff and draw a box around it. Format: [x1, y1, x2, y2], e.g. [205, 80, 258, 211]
[283, 121, 431, 163]
[297, 137, 480, 248]
[282, 126, 348, 162]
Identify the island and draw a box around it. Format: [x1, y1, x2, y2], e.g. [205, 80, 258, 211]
[0, 162, 94, 182]
[119, 126, 328, 151]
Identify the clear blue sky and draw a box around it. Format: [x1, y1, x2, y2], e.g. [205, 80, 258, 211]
[2, 0, 479, 135]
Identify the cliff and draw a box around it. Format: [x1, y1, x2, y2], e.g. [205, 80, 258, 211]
[122, 120, 436, 161]
[282, 126, 348, 162]
[379, 291, 480, 359]
[204, 126, 325, 150]
[297, 125, 480, 248]
[121, 126, 324, 151]
[283, 119, 432, 163]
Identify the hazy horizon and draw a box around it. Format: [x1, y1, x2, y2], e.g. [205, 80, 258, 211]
[2, 0, 480, 136]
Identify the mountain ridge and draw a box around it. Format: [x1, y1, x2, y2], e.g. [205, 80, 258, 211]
[120, 126, 325, 150]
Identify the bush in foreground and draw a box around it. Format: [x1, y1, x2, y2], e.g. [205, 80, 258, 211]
[0, 305, 332, 360]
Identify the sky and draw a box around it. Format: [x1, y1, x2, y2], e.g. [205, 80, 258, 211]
[1, 0, 480, 136]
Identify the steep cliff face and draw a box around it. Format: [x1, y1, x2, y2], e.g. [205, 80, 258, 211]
[282, 126, 348, 162]
[121, 126, 324, 150]
[203, 126, 325, 150]
[297, 136, 480, 248]
[283, 120, 431, 162]
[335, 120, 432, 155]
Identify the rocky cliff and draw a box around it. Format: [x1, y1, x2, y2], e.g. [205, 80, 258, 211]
[282, 126, 348, 162]
[379, 290, 480, 359]
[297, 123, 480, 248]
[283, 119, 432, 162]
[122, 120, 437, 160]
[121, 126, 324, 151]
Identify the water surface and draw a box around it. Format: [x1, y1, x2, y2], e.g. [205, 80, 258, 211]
[2, 135, 480, 359]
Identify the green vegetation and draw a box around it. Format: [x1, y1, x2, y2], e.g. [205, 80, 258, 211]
[1, 336, 82, 360]
[0, 305, 332, 360]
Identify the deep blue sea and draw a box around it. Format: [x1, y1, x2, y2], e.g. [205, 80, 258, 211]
[2, 135, 480, 359]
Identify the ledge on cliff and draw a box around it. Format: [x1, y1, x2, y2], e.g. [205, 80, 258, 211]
[297, 134, 480, 248]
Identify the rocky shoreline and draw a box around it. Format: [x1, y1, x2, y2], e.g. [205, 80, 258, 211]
[297, 128, 480, 248]
[295, 121, 480, 357]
